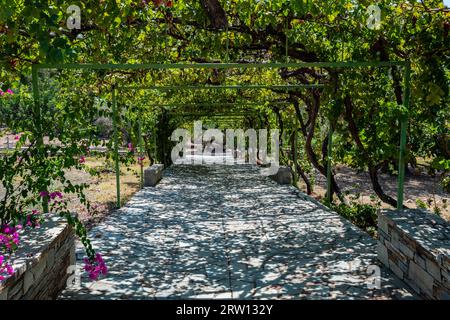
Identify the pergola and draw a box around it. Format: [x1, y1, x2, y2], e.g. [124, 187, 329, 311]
[31, 61, 411, 210]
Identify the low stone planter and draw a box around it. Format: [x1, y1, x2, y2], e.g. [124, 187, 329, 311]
[377, 209, 449, 300]
[144, 164, 164, 187]
[0, 216, 75, 300]
[269, 166, 292, 185]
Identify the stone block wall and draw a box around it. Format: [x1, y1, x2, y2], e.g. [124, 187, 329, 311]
[0, 216, 75, 300]
[144, 164, 164, 187]
[269, 166, 292, 185]
[377, 209, 449, 300]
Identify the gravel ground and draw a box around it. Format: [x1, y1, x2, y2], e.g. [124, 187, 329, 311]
[308, 164, 449, 221]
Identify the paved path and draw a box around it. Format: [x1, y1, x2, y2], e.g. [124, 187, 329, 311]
[61, 164, 414, 299]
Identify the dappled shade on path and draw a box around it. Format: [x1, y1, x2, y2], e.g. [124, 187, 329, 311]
[60, 165, 414, 300]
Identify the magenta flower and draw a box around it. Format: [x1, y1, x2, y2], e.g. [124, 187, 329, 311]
[40, 191, 63, 204]
[0, 255, 14, 281]
[0, 224, 20, 252]
[127, 143, 133, 152]
[26, 216, 33, 227]
[83, 253, 108, 281]
[49, 191, 63, 200]
[39, 191, 49, 198]
[0, 214, 42, 282]
[0, 89, 14, 97]
[79, 156, 86, 164]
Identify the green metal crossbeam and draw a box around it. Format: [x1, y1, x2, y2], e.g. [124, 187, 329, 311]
[153, 102, 291, 109]
[121, 84, 324, 91]
[34, 61, 406, 71]
[169, 113, 258, 117]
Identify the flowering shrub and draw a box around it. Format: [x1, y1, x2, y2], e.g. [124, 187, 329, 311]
[0, 225, 20, 253]
[0, 86, 108, 284]
[0, 88, 14, 96]
[0, 209, 44, 280]
[0, 256, 14, 281]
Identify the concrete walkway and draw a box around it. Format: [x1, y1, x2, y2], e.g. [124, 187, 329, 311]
[61, 164, 414, 299]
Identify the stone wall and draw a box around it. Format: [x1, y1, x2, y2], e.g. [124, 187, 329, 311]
[377, 209, 449, 300]
[0, 216, 75, 300]
[269, 166, 292, 185]
[144, 164, 164, 187]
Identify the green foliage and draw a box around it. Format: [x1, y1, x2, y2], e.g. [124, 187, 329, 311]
[0, 0, 449, 262]
[431, 157, 450, 193]
[415, 197, 446, 216]
[442, 176, 450, 194]
[0, 77, 104, 261]
[329, 198, 380, 236]
[415, 199, 428, 210]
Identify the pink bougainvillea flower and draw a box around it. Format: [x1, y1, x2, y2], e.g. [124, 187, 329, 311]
[83, 253, 108, 281]
[12, 232, 19, 245]
[137, 156, 145, 165]
[0, 254, 14, 281]
[39, 191, 49, 198]
[51, 191, 63, 199]
[127, 143, 133, 152]
[14, 135, 19, 140]
[0, 224, 20, 252]
[6, 264, 13, 275]
[79, 156, 86, 164]
[41, 190, 63, 202]
[26, 216, 33, 227]
[0, 88, 14, 96]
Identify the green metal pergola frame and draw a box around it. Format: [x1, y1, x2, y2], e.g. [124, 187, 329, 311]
[114, 85, 324, 208]
[32, 61, 411, 211]
[122, 84, 324, 91]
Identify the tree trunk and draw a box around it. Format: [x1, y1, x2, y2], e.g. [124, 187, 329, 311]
[368, 164, 398, 208]
[143, 134, 154, 166]
[344, 95, 407, 208]
[200, 0, 228, 29]
[290, 128, 312, 194]
[299, 92, 344, 201]
[272, 106, 284, 146]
